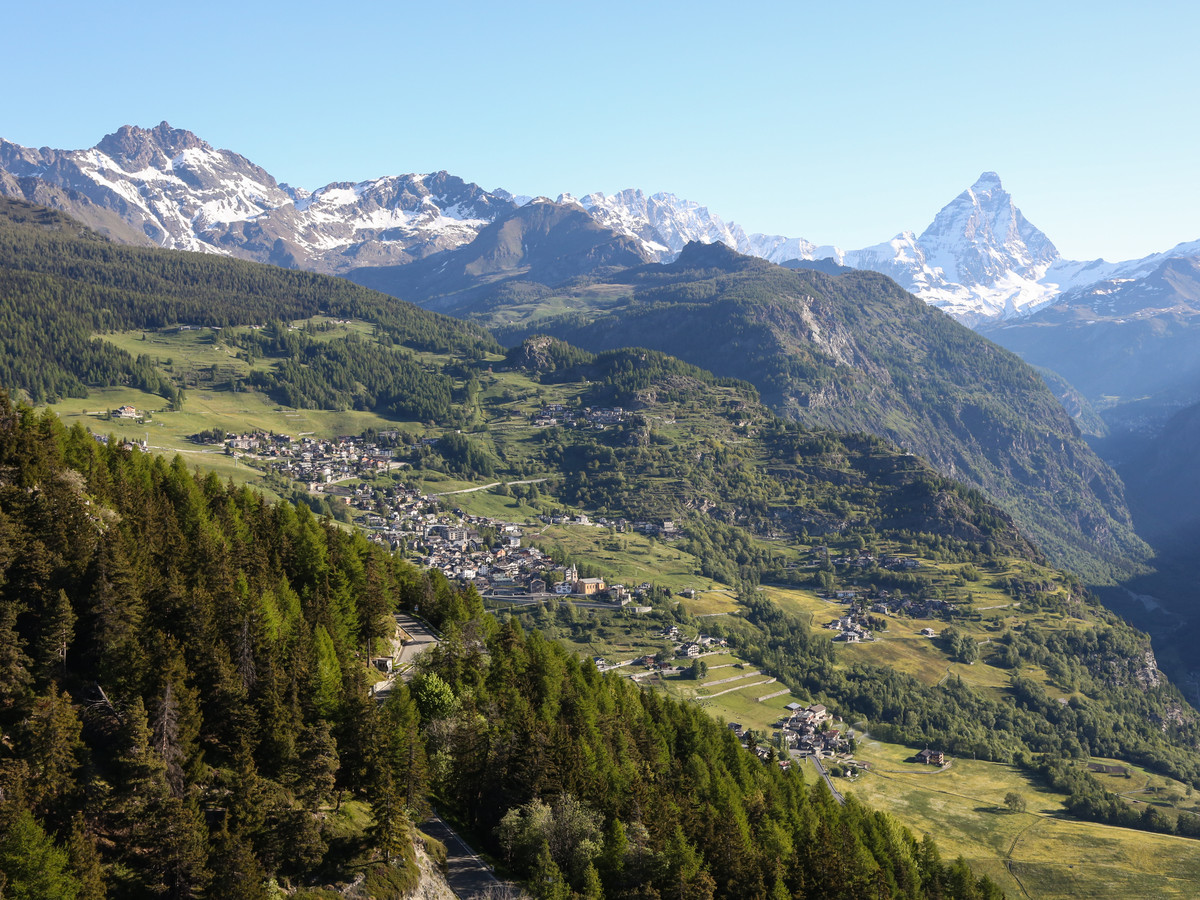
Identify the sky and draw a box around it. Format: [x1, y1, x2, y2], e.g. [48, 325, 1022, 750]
[3, 0, 1197, 261]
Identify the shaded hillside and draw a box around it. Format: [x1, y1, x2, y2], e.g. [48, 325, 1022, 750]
[485, 243, 1149, 582]
[1117, 398, 1200, 545]
[345, 198, 652, 311]
[983, 256, 1200, 434]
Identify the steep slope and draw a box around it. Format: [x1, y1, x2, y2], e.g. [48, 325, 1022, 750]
[482, 242, 1149, 582]
[208, 170, 515, 272]
[1118, 398, 1200, 544]
[982, 256, 1200, 433]
[344, 198, 653, 311]
[564, 188, 750, 258]
[844, 172, 1065, 319]
[0, 122, 297, 249]
[565, 187, 845, 265]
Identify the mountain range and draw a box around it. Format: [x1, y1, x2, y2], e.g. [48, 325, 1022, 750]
[0, 123, 1164, 583]
[5, 122, 1199, 328]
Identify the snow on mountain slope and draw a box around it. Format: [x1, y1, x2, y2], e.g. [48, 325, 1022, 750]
[0, 123, 295, 251]
[842, 173, 1064, 319]
[4, 124, 1199, 321]
[208, 171, 515, 271]
[825, 172, 1200, 321]
[743, 233, 845, 266]
[558, 189, 750, 260]
[564, 188, 848, 268]
[0, 124, 514, 271]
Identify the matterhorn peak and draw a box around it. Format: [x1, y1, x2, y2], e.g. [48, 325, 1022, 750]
[913, 172, 1058, 288]
[970, 171, 1004, 193]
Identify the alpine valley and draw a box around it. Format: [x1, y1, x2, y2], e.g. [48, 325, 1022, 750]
[4, 124, 1200, 900]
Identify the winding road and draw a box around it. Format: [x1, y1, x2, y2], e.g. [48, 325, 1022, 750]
[371, 615, 513, 898]
[421, 812, 510, 899]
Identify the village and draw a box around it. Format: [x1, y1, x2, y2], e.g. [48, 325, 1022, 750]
[193, 426, 676, 605]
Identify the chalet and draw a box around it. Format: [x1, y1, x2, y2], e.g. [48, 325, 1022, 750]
[677, 643, 701, 659]
[114, 405, 139, 419]
[916, 749, 944, 766]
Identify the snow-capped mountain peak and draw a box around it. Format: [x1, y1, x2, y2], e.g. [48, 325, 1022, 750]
[0, 127, 515, 271]
[916, 171, 1059, 286]
[837, 173, 1073, 319]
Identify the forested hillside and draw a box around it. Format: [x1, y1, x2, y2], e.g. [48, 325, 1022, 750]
[0, 395, 1005, 898]
[0, 197, 498, 405]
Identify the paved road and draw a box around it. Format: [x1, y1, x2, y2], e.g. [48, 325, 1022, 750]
[394, 613, 439, 675]
[422, 812, 510, 899]
[373, 613, 439, 702]
[431, 478, 547, 497]
[810, 755, 846, 805]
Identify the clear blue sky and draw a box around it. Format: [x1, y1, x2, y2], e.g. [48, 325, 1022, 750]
[3, 0, 1196, 261]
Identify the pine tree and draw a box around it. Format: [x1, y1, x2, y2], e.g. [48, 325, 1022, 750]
[67, 813, 107, 900]
[0, 600, 33, 711]
[24, 685, 84, 827]
[206, 824, 269, 900]
[531, 840, 569, 900]
[0, 805, 81, 900]
[36, 588, 76, 684]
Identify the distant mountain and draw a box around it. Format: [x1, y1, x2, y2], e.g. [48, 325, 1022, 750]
[563, 188, 750, 259]
[454, 242, 1149, 582]
[0, 122, 297, 249]
[0, 123, 515, 273]
[982, 255, 1200, 433]
[344, 198, 653, 311]
[562, 188, 843, 265]
[841, 173, 1056, 319]
[6, 126, 1200, 329]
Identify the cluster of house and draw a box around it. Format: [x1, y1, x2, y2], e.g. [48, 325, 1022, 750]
[825, 613, 875, 643]
[724, 703, 849, 760]
[536, 512, 680, 539]
[820, 550, 923, 571]
[532, 404, 628, 429]
[825, 589, 957, 620]
[206, 427, 688, 603]
[217, 430, 406, 484]
[608, 629, 730, 677]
